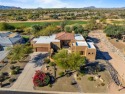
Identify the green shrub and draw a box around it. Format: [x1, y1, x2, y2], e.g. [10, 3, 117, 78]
[49, 62, 56, 66]
[77, 77, 81, 80]
[88, 76, 94, 81]
[59, 72, 64, 77]
[48, 84, 52, 88]
[15, 66, 20, 70]
[10, 65, 15, 70]
[0, 73, 4, 77]
[44, 58, 50, 64]
[10, 61, 17, 64]
[9, 78, 15, 83]
[11, 70, 17, 75]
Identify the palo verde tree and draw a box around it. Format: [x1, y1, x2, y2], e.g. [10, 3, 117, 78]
[53, 49, 86, 71]
[7, 44, 32, 62]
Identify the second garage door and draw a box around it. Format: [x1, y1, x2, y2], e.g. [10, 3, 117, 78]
[36, 47, 48, 52]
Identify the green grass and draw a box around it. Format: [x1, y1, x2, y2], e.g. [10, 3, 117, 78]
[4, 20, 88, 28]
[112, 21, 124, 24]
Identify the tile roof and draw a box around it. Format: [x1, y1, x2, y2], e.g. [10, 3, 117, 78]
[56, 32, 75, 40]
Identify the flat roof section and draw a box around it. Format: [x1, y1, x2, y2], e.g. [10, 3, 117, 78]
[76, 41, 88, 46]
[33, 34, 60, 44]
[87, 42, 96, 49]
[75, 34, 85, 41]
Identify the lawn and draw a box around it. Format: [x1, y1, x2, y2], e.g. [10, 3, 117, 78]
[3, 20, 88, 28]
[111, 21, 124, 24]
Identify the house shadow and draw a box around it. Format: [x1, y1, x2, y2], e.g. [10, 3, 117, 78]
[86, 37, 100, 43]
[96, 50, 112, 60]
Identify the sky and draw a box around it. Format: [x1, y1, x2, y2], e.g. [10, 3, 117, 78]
[0, 0, 125, 8]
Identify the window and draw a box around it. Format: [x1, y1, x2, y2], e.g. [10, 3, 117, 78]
[88, 52, 91, 55]
[80, 51, 84, 55]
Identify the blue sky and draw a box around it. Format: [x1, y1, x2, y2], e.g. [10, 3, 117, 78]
[0, 0, 125, 8]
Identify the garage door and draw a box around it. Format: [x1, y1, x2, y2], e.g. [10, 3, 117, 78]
[36, 47, 48, 52]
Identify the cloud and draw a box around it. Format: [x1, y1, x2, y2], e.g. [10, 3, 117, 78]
[0, 0, 71, 8]
[36, 0, 69, 8]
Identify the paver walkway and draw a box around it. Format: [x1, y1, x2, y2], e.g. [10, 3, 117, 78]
[10, 52, 47, 91]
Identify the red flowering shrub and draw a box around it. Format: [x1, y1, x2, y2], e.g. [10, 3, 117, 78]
[33, 70, 50, 87]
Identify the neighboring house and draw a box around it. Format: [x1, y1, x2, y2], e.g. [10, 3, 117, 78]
[0, 31, 23, 47]
[31, 32, 96, 61]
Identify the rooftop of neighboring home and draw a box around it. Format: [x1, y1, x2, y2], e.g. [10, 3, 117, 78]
[0, 31, 22, 46]
[33, 32, 86, 44]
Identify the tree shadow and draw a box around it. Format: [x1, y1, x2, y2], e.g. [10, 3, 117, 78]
[81, 61, 106, 75]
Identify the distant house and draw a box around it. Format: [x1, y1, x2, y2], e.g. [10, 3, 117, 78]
[0, 31, 23, 47]
[31, 32, 96, 61]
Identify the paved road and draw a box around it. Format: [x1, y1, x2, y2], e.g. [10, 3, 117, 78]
[10, 52, 48, 91]
[0, 47, 9, 62]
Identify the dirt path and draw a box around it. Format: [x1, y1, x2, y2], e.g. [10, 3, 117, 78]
[89, 31, 125, 93]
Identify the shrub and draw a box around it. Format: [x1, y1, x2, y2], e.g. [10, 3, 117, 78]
[10, 65, 15, 70]
[15, 66, 20, 70]
[2, 72, 9, 76]
[101, 83, 105, 86]
[0, 77, 4, 82]
[49, 62, 56, 66]
[77, 77, 81, 80]
[9, 78, 16, 83]
[10, 61, 17, 64]
[0, 73, 4, 77]
[11, 70, 17, 75]
[59, 72, 64, 77]
[88, 77, 94, 81]
[48, 84, 52, 88]
[33, 70, 50, 87]
[44, 58, 50, 64]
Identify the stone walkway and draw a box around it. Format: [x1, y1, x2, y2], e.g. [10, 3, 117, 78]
[10, 52, 47, 91]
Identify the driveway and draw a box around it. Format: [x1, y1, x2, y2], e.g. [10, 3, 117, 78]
[0, 47, 9, 62]
[10, 52, 48, 91]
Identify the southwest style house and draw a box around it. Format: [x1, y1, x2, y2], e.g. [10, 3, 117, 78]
[31, 32, 96, 61]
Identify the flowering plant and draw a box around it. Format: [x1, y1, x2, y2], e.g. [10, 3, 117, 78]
[33, 70, 50, 87]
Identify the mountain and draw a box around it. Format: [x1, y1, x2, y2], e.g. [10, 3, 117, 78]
[0, 5, 21, 9]
[84, 6, 96, 9]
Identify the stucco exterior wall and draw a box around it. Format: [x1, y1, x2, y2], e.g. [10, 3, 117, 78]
[85, 48, 96, 61]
